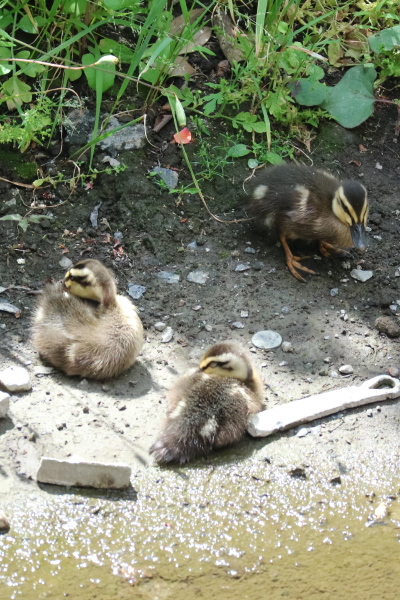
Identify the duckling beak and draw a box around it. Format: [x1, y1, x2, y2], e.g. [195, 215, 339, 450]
[350, 223, 368, 251]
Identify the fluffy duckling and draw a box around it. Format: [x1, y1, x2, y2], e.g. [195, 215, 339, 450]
[31, 259, 144, 379]
[150, 342, 265, 465]
[246, 163, 369, 281]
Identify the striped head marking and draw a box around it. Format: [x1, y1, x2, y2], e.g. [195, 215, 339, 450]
[64, 259, 116, 306]
[332, 181, 369, 251]
[199, 343, 251, 382]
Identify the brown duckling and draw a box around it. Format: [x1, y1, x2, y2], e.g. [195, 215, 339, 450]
[31, 259, 144, 379]
[150, 341, 265, 465]
[246, 163, 369, 281]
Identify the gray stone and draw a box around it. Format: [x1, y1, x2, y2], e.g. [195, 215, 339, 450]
[231, 322, 244, 329]
[99, 118, 146, 152]
[187, 270, 209, 284]
[240, 310, 249, 318]
[244, 247, 256, 254]
[339, 364, 354, 375]
[161, 327, 173, 343]
[296, 427, 310, 438]
[37, 457, 131, 489]
[157, 271, 180, 284]
[350, 269, 373, 282]
[235, 263, 251, 272]
[330, 288, 339, 297]
[154, 322, 166, 331]
[0, 366, 31, 392]
[252, 330, 282, 350]
[128, 284, 146, 300]
[59, 256, 73, 269]
[152, 167, 179, 190]
[0, 392, 10, 418]
[281, 341, 293, 353]
[374, 316, 400, 338]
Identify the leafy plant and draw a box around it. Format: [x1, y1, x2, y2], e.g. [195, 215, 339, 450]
[0, 213, 53, 232]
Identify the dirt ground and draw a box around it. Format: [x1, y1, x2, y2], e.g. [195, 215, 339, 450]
[0, 100, 400, 496]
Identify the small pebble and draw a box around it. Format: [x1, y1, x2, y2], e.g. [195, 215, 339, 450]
[154, 322, 166, 331]
[240, 310, 249, 318]
[388, 366, 399, 378]
[235, 263, 251, 272]
[59, 256, 73, 269]
[350, 269, 373, 282]
[279, 361, 288, 367]
[157, 271, 180, 284]
[244, 247, 256, 254]
[33, 365, 55, 376]
[205, 324, 213, 332]
[231, 322, 244, 329]
[374, 316, 400, 338]
[187, 271, 209, 284]
[324, 357, 331, 363]
[330, 370, 339, 378]
[0, 366, 31, 393]
[330, 288, 339, 297]
[187, 241, 197, 250]
[127, 284, 146, 300]
[281, 341, 293, 353]
[339, 364, 353, 375]
[252, 330, 282, 350]
[296, 427, 310, 438]
[366, 409, 373, 417]
[79, 379, 89, 388]
[281, 306, 290, 314]
[161, 327, 173, 343]
[231, 250, 240, 257]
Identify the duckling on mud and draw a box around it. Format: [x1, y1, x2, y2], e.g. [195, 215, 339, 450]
[31, 258, 144, 379]
[150, 341, 265, 465]
[246, 163, 369, 281]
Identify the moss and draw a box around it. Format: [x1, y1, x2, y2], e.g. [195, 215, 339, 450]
[0, 149, 37, 181]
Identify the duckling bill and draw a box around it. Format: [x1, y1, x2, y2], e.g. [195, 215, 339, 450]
[31, 259, 144, 379]
[246, 163, 369, 281]
[150, 342, 265, 465]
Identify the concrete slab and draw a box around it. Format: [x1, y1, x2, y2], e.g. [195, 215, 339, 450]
[37, 457, 132, 489]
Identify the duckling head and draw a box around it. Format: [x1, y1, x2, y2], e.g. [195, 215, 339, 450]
[199, 342, 253, 382]
[332, 180, 369, 251]
[64, 259, 117, 307]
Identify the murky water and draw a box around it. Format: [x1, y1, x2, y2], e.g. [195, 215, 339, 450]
[1, 446, 400, 600]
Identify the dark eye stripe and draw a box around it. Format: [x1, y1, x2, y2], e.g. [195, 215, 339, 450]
[65, 274, 91, 286]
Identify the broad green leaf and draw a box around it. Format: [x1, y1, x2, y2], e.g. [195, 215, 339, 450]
[0, 13, 13, 29]
[65, 68, 82, 81]
[322, 65, 376, 128]
[0, 47, 12, 75]
[61, 0, 87, 16]
[18, 218, 29, 232]
[227, 144, 250, 158]
[16, 50, 45, 77]
[2, 76, 32, 109]
[248, 158, 258, 169]
[369, 24, 400, 53]
[104, 0, 141, 9]
[17, 15, 46, 34]
[82, 54, 116, 92]
[265, 152, 284, 165]
[99, 38, 135, 63]
[289, 79, 327, 106]
[0, 214, 22, 222]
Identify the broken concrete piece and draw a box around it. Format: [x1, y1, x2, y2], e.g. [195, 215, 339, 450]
[0, 366, 32, 393]
[37, 457, 131, 489]
[0, 391, 10, 418]
[248, 375, 400, 437]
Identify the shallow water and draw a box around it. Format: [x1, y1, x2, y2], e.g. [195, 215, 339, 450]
[1, 444, 400, 600]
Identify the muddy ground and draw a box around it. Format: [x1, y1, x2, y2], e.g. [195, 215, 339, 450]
[0, 102, 400, 598]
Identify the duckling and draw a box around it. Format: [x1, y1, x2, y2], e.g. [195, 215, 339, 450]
[150, 342, 265, 465]
[31, 259, 144, 379]
[246, 163, 369, 281]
